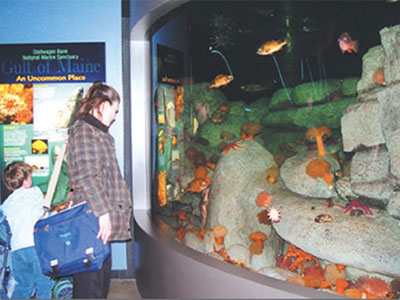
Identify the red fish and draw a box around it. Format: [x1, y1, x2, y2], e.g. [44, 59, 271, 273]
[257, 40, 287, 56]
[338, 32, 358, 54]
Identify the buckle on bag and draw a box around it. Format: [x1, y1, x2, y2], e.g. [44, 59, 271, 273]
[50, 259, 60, 278]
[83, 247, 95, 268]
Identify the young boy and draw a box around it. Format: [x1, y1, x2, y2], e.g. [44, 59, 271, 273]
[2, 161, 53, 299]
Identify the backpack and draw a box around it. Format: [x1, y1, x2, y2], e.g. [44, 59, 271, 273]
[0, 208, 11, 298]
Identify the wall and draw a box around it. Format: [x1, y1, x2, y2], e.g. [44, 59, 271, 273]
[0, 0, 129, 273]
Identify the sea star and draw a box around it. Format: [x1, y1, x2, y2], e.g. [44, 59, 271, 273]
[338, 199, 374, 216]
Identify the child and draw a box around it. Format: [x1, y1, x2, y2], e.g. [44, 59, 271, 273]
[2, 161, 53, 299]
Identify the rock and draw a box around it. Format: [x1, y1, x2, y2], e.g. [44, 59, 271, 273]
[226, 244, 251, 266]
[256, 267, 299, 281]
[351, 147, 390, 183]
[206, 139, 284, 270]
[351, 181, 392, 205]
[334, 176, 358, 200]
[206, 140, 276, 247]
[341, 77, 360, 97]
[249, 248, 276, 270]
[268, 88, 294, 110]
[387, 191, 400, 219]
[272, 188, 400, 277]
[381, 24, 400, 85]
[292, 79, 341, 106]
[356, 45, 386, 100]
[341, 100, 385, 152]
[350, 146, 393, 204]
[378, 84, 400, 179]
[262, 98, 356, 129]
[280, 152, 340, 198]
[184, 231, 205, 253]
[203, 231, 215, 253]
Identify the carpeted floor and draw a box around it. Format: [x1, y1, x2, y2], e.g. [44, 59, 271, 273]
[107, 279, 142, 299]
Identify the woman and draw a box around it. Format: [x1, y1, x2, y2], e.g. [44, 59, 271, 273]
[66, 81, 132, 299]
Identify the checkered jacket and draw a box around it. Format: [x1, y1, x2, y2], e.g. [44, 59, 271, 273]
[66, 114, 132, 241]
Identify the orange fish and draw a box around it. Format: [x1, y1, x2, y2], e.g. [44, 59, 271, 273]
[257, 40, 288, 56]
[209, 74, 233, 89]
[338, 32, 358, 54]
[184, 176, 211, 194]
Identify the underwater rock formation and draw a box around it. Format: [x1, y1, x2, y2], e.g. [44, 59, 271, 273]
[271, 189, 400, 277]
[206, 140, 283, 266]
[350, 147, 393, 204]
[341, 100, 385, 152]
[280, 152, 340, 198]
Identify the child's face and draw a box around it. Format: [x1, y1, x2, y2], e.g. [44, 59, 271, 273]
[22, 176, 32, 189]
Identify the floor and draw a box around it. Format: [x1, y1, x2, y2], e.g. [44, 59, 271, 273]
[107, 279, 142, 299]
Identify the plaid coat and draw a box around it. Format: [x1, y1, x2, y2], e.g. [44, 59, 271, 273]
[66, 114, 132, 241]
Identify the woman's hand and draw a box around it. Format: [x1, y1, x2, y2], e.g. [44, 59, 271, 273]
[97, 213, 112, 244]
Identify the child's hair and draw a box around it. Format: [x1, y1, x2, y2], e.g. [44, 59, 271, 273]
[3, 161, 33, 191]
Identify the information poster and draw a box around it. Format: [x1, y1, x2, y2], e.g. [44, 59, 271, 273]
[0, 42, 105, 201]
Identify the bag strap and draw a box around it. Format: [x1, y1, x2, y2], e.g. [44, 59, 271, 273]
[43, 137, 68, 211]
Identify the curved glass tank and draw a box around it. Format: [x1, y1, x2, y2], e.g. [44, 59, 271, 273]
[149, 1, 400, 298]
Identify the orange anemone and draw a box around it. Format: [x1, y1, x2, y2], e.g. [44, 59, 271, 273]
[305, 126, 331, 157]
[306, 159, 333, 186]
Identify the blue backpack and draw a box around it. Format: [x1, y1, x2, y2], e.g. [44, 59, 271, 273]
[0, 208, 11, 298]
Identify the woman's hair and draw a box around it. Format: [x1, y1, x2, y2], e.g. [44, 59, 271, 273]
[76, 81, 120, 118]
[3, 161, 33, 191]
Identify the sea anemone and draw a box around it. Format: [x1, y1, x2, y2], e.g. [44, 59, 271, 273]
[354, 276, 390, 299]
[343, 288, 362, 299]
[306, 158, 333, 186]
[305, 126, 332, 157]
[390, 278, 400, 298]
[266, 166, 280, 184]
[373, 68, 386, 86]
[267, 206, 281, 222]
[194, 166, 208, 179]
[240, 122, 261, 140]
[255, 190, 272, 207]
[213, 225, 228, 245]
[335, 278, 350, 295]
[249, 231, 267, 255]
[257, 209, 271, 225]
[303, 265, 325, 283]
[324, 264, 346, 285]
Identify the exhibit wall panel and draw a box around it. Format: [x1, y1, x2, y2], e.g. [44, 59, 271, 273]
[0, 0, 130, 273]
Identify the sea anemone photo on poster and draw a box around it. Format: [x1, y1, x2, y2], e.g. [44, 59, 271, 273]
[0, 83, 33, 124]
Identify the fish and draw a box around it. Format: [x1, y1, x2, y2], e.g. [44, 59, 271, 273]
[240, 80, 277, 92]
[209, 74, 234, 89]
[256, 40, 288, 56]
[184, 176, 211, 194]
[337, 32, 358, 54]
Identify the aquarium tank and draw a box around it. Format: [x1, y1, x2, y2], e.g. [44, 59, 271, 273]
[150, 1, 400, 298]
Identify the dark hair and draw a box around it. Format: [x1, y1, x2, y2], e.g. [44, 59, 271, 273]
[3, 161, 33, 191]
[76, 81, 120, 118]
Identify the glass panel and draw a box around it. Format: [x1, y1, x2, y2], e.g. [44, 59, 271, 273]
[151, 1, 400, 297]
